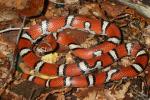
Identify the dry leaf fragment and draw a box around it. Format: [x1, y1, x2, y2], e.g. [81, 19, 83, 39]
[0, 89, 26, 100]
[18, 0, 45, 17]
[64, 0, 79, 4]
[101, 1, 127, 18]
[0, 6, 18, 22]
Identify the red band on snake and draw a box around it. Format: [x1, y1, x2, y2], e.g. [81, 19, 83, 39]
[16, 15, 149, 88]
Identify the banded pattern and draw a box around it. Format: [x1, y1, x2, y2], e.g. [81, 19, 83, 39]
[16, 15, 149, 88]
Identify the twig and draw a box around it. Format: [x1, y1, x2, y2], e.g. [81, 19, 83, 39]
[19, 17, 27, 35]
[116, 0, 150, 18]
[48, 0, 65, 5]
[0, 27, 29, 34]
[0, 17, 27, 94]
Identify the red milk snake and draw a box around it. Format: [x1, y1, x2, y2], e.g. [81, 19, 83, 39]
[16, 15, 149, 87]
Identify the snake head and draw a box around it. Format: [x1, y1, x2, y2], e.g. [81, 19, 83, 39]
[34, 41, 56, 57]
[33, 34, 57, 57]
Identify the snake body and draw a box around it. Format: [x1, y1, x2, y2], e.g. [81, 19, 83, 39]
[16, 15, 149, 87]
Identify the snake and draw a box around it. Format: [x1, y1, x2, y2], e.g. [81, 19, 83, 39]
[16, 15, 149, 88]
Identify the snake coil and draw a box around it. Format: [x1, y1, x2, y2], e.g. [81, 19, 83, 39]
[16, 15, 149, 87]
